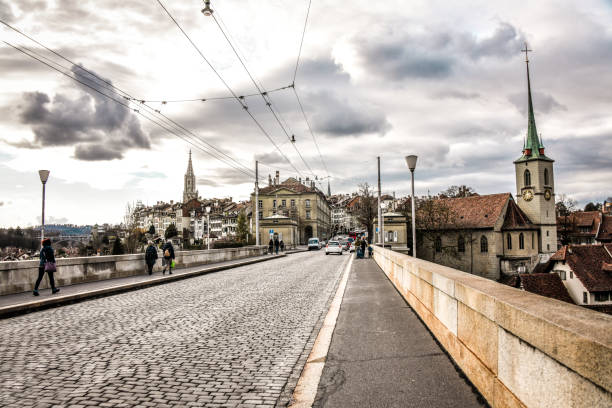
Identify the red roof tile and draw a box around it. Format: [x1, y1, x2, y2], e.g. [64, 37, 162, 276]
[259, 178, 323, 196]
[597, 215, 612, 242]
[502, 199, 537, 230]
[437, 193, 511, 229]
[519, 273, 575, 304]
[551, 244, 612, 292]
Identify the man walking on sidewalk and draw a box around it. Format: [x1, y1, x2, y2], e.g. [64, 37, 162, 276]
[33, 238, 60, 296]
[162, 239, 175, 275]
[145, 241, 158, 275]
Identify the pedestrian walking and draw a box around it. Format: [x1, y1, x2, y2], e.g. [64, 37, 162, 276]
[33, 238, 59, 296]
[280, 240, 285, 252]
[274, 237, 280, 254]
[361, 239, 367, 255]
[145, 240, 158, 275]
[268, 238, 274, 254]
[161, 239, 175, 275]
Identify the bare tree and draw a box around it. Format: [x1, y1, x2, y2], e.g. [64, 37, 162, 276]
[439, 185, 478, 198]
[416, 197, 460, 262]
[556, 193, 578, 246]
[354, 183, 378, 240]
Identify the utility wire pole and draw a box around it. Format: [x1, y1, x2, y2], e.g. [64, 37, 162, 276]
[255, 160, 260, 246]
[377, 157, 382, 245]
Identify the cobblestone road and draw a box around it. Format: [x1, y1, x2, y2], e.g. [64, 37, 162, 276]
[0, 251, 348, 408]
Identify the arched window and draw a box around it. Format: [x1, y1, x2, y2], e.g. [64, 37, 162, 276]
[524, 169, 531, 187]
[480, 236, 488, 253]
[507, 233, 512, 250]
[519, 233, 525, 250]
[544, 168, 549, 185]
[435, 236, 442, 252]
[458, 236, 465, 253]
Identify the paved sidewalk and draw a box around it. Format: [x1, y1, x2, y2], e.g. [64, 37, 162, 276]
[314, 258, 486, 408]
[0, 253, 284, 318]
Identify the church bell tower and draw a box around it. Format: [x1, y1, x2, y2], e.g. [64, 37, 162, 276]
[514, 44, 557, 255]
[183, 150, 198, 203]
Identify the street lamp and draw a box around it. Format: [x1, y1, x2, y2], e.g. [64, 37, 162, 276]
[201, 0, 213, 16]
[405, 155, 417, 257]
[38, 170, 50, 244]
[206, 206, 211, 250]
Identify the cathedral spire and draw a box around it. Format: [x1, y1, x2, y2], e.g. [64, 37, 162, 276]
[186, 149, 194, 176]
[515, 43, 551, 163]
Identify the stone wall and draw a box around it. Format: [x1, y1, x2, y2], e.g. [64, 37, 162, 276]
[372, 245, 612, 407]
[0, 246, 266, 296]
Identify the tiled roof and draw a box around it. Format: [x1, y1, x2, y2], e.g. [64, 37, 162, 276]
[259, 178, 322, 195]
[436, 193, 511, 229]
[550, 244, 612, 292]
[502, 199, 537, 230]
[597, 215, 612, 242]
[519, 273, 574, 304]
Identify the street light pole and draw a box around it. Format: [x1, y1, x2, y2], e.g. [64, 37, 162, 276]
[38, 170, 50, 244]
[255, 160, 260, 246]
[206, 206, 211, 251]
[405, 155, 418, 258]
[377, 156, 382, 245]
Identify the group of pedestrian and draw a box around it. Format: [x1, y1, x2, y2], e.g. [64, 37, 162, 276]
[145, 239, 175, 275]
[355, 237, 373, 259]
[268, 237, 285, 254]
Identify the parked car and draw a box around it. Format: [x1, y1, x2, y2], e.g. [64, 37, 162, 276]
[340, 240, 349, 251]
[325, 241, 342, 255]
[308, 238, 321, 250]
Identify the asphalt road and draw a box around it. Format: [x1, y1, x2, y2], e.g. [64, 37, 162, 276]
[0, 250, 347, 408]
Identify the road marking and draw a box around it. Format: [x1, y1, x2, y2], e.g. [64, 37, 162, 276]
[289, 254, 353, 408]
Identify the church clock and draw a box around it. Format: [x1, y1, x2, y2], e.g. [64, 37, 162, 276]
[522, 189, 534, 202]
[544, 189, 552, 201]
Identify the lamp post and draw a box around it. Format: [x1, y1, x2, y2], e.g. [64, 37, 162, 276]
[38, 170, 50, 243]
[405, 155, 417, 257]
[206, 206, 211, 251]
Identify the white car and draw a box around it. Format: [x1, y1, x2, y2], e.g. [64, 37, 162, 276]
[308, 238, 321, 250]
[325, 241, 343, 255]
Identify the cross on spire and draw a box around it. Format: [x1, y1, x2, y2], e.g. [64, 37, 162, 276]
[521, 42, 532, 63]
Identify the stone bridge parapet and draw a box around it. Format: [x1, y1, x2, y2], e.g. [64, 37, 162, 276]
[372, 245, 611, 407]
[0, 246, 266, 296]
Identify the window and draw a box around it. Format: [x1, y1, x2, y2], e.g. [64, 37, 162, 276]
[544, 168, 549, 185]
[480, 236, 488, 253]
[393, 231, 398, 242]
[570, 271, 573, 279]
[435, 236, 442, 252]
[532, 232, 535, 249]
[594, 292, 609, 302]
[546, 230, 549, 237]
[583, 292, 588, 304]
[282, 199, 286, 207]
[305, 199, 311, 208]
[556, 270, 566, 280]
[458, 236, 465, 253]
[524, 169, 531, 186]
[507, 233, 512, 250]
[273, 200, 277, 208]
[547, 244, 550, 251]
[519, 233, 524, 250]
[291, 199, 295, 207]
[306, 210, 311, 219]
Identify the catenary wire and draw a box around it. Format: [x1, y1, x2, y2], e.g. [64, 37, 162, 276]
[293, 0, 312, 84]
[154, 0, 303, 177]
[0, 19, 260, 179]
[3, 40, 260, 182]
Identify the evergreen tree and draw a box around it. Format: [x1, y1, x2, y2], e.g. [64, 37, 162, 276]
[111, 238, 125, 255]
[236, 212, 248, 242]
[165, 223, 178, 239]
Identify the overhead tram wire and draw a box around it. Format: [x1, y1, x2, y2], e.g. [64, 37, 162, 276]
[292, 0, 330, 179]
[131, 83, 293, 104]
[0, 19, 259, 180]
[154, 0, 303, 178]
[210, 10, 317, 179]
[3, 41, 258, 182]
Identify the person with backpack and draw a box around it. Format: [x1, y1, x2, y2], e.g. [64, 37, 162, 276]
[161, 239, 175, 275]
[33, 238, 59, 296]
[274, 237, 280, 254]
[268, 238, 274, 255]
[145, 240, 158, 275]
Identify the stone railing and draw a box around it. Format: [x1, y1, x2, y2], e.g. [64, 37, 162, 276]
[0, 246, 267, 296]
[372, 245, 611, 407]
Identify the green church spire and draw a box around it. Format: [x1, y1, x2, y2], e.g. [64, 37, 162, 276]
[515, 43, 552, 163]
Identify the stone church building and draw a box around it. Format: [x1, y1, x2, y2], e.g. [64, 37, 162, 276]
[417, 52, 557, 281]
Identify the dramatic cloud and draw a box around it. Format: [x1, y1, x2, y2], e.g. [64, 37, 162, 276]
[357, 22, 524, 80]
[0, 0, 14, 22]
[198, 168, 253, 188]
[13, 65, 150, 161]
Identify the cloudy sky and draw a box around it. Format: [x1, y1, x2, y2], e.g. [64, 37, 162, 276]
[1, 0, 611, 227]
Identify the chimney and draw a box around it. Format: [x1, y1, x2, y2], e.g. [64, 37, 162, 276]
[299, 177, 302, 184]
[268, 174, 272, 186]
[275, 170, 280, 185]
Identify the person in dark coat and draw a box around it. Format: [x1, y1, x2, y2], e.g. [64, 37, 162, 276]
[280, 240, 285, 252]
[33, 238, 59, 296]
[274, 237, 280, 254]
[161, 239, 175, 274]
[268, 239, 274, 254]
[361, 239, 367, 255]
[145, 240, 158, 275]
